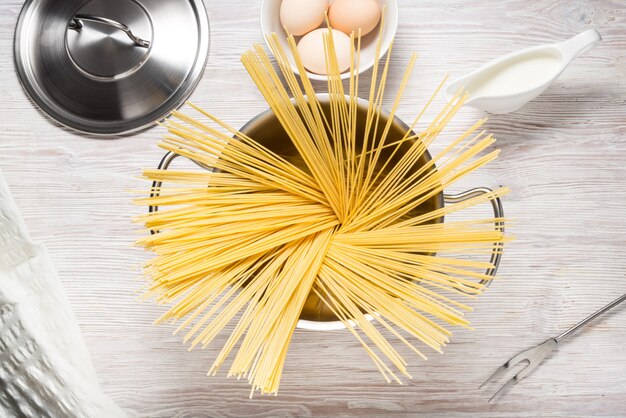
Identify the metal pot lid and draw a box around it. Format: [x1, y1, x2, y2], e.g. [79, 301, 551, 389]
[14, 0, 209, 135]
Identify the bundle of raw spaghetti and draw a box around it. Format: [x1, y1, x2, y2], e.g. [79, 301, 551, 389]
[135, 24, 508, 396]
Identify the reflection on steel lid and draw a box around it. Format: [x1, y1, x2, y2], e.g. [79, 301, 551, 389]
[14, 0, 210, 136]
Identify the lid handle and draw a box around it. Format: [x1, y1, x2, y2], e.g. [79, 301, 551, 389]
[68, 14, 150, 48]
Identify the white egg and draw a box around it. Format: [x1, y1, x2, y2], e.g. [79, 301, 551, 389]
[297, 29, 352, 75]
[329, 0, 381, 36]
[280, 0, 329, 36]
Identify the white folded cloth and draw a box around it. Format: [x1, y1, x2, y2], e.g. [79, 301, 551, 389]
[0, 169, 125, 418]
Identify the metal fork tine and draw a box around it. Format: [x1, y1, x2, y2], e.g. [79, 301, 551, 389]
[488, 376, 516, 403]
[477, 364, 507, 390]
[479, 338, 559, 403]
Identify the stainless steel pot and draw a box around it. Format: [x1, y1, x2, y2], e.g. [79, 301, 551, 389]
[148, 96, 504, 329]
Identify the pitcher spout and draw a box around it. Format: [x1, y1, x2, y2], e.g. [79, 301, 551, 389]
[555, 28, 602, 63]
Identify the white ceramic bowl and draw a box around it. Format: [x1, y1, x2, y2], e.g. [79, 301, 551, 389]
[260, 0, 398, 81]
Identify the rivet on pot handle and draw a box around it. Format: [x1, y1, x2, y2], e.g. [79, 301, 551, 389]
[68, 14, 151, 48]
[444, 187, 505, 291]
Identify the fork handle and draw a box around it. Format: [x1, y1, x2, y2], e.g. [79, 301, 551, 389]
[555, 292, 626, 342]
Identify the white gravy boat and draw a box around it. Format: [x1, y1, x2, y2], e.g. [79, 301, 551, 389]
[445, 28, 602, 114]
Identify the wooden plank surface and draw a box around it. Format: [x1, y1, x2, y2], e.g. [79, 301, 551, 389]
[1, 0, 625, 416]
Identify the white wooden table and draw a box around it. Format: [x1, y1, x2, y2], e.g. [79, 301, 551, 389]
[1, 0, 625, 416]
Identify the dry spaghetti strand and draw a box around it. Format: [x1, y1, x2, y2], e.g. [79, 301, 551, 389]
[135, 20, 509, 396]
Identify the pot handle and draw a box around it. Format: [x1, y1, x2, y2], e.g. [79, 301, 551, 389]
[444, 187, 504, 291]
[148, 151, 212, 234]
[148, 151, 178, 217]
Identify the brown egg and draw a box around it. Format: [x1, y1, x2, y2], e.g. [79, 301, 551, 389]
[297, 28, 352, 75]
[329, 0, 381, 36]
[279, 0, 329, 36]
